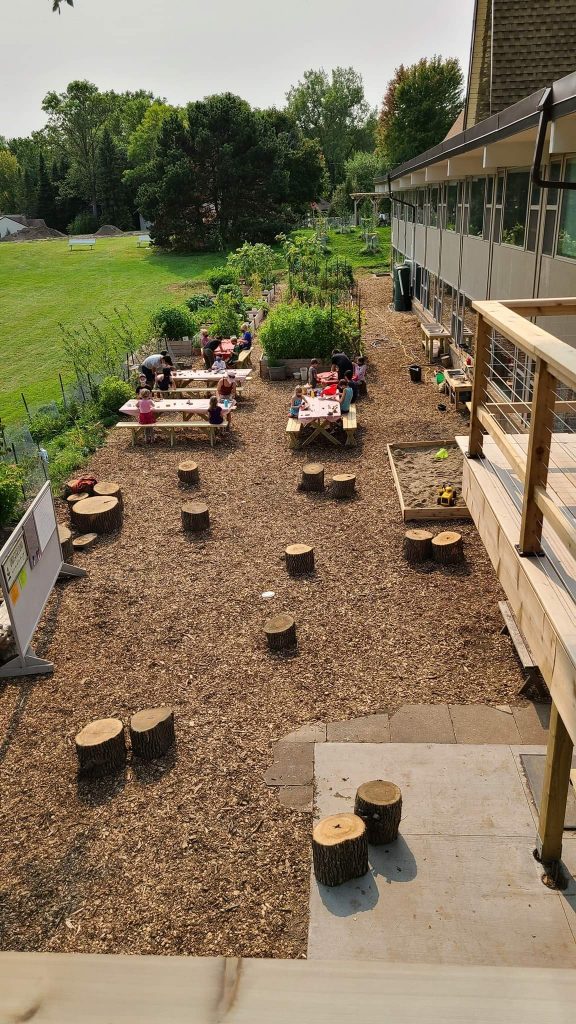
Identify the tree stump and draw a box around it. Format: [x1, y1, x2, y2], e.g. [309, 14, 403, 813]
[130, 707, 175, 760]
[285, 543, 315, 576]
[58, 524, 74, 562]
[264, 612, 297, 652]
[404, 528, 433, 562]
[432, 531, 464, 565]
[301, 463, 324, 492]
[181, 501, 210, 533]
[332, 473, 356, 498]
[178, 460, 199, 485]
[63, 478, 94, 498]
[75, 718, 126, 775]
[354, 780, 402, 845]
[93, 480, 123, 508]
[66, 492, 89, 514]
[70, 496, 123, 534]
[72, 532, 98, 551]
[312, 813, 368, 886]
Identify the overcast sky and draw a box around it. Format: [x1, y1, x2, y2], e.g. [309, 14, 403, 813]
[2, 0, 475, 139]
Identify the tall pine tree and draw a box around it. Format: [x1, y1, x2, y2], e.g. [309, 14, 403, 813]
[36, 152, 58, 226]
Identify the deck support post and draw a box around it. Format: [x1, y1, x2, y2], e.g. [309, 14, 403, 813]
[518, 358, 556, 555]
[467, 314, 491, 459]
[537, 702, 573, 864]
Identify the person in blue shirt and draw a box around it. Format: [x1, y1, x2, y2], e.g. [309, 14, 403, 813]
[338, 380, 354, 414]
[343, 370, 359, 404]
[289, 386, 305, 418]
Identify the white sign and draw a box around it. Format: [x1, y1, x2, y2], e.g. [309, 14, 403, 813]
[2, 535, 27, 591]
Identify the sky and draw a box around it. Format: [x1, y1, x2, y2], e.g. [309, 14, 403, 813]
[1, 0, 475, 140]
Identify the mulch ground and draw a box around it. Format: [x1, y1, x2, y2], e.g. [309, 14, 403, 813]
[0, 276, 524, 958]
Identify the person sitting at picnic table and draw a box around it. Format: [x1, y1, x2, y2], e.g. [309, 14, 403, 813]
[136, 388, 156, 443]
[216, 370, 237, 408]
[240, 323, 253, 349]
[135, 372, 149, 396]
[289, 386, 305, 418]
[343, 370, 359, 404]
[353, 355, 367, 383]
[338, 378, 354, 414]
[139, 351, 169, 386]
[307, 358, 320, 390]
[212, 353, 227, 372]
[201, 329, 219, 368]
[331, 349, 354, 378]
[155, 356, 175, 393]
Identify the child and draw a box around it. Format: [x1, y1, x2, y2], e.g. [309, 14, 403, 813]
[212, 354, 227, 372]
[353, 356, 367, 383]
[289, 386, 305, 419]
[135, 373, 149, 395]
[136, 388, 156, 444]
[338, 378, 354, 414]
[204, 394, 227, 438]
[308, 358, 320, 390]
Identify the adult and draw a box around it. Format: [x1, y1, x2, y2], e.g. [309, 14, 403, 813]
[331, 349, 354, 378]
[200, 329, 219, 368]
[240, 323, 253, 349]
[308, 358, 320, 390]
[216, 370, 237, 404]
[155, 356, 175, 393]
[139, 351, 169, 387]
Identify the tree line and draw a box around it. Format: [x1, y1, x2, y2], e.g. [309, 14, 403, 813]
[0, 58, 463, 248]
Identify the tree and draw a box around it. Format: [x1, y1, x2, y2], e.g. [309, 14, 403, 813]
[42, 81, 108, 216]
[96, 127, 132, 227]
[36, 151, 58, 226]
[344, 151, 382, 196]
[377, 57, 463, 169]
[286, 68, 376, 186]
[52, 1, 73, 11]
[0, 150, 20, 211]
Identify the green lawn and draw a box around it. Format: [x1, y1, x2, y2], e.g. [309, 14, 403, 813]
[292, 225, 391, 271]
[0, 237, 224, 424]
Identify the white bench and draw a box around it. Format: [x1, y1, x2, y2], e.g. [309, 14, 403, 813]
[137, 234, 151, 247]
[69, 237, 96, 251]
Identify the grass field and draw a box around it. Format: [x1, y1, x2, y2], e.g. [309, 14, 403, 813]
[0, 237, 224, 424]
[1, 226, 391, 426]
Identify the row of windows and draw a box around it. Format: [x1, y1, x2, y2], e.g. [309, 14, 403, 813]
[392, 158, 576, 260]
[392, 247, 476, 347]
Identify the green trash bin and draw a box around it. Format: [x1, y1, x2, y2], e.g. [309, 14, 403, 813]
[393, 262, 412, 312]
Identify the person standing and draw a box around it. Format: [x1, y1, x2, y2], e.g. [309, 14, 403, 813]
[331, 349, 354, 378]
[200, 330, 219, 368]
[139, 351, 169, 386]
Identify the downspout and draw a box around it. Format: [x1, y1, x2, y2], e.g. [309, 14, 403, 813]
[531, 87, 576, 190]
[387, 173, 417, 283]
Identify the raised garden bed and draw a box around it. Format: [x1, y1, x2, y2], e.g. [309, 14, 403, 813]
[387, 440, 472, 522]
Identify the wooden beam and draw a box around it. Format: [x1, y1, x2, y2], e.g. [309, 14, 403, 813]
[500, 297, 576, 317]
[534, 485, 576, 563]
[468, 315, 491, 458]
[537, 702, 574, 863]
[519, 359, 556, 554]
[475, 406, 527, 479]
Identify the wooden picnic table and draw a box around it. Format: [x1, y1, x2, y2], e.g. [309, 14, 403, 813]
[214, 339, 235, 359]
[172, 369, 251, 384]
[119, 398, 236, 420]
[443, 369, 472, 411]
[317, 371, 338, 387]
[298, 396, 342, 447]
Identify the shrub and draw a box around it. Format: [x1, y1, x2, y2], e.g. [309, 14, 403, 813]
[98, 376, 133, 418]
[0, 463, 24, 527]
[67, 212, 98, 235]
[210, 293, 242, 339]
[227, 242, 278, 287]
[29, 405, 73, 443]
[207, 267, 236, 292]
[150, 305, 194, 340]
[259, 302, 360, 361]
[185, 293, 214, 312]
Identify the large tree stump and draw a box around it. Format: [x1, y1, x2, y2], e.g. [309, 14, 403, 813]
[58, 524, 74, 562]
[312, 813, 368, 886]
[301, 463, 324, 492]
[182, 501, 210, 533]
[93, 480, 123, 508]
[75, 718, 126, 775]
[70, 496, 123, 534]
[432, 530, 464, 565]
[130, 707, 175, 760]
[354, 780, 402, 845]
[332, 473, 356, 498]
[264, 612, 297, 652]
[178, 460, 199, 485]
[285, 543, 315, 576]
[404, 528, 433, 562]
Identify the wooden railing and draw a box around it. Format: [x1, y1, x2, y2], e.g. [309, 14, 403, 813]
[468, 297, 576, 559]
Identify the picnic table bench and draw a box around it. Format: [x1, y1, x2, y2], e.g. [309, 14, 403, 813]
[137, 234, 151, 247]
[69, 237, 95, 251]
[115, 421, 225, 447]
[286, 399, 357, 449]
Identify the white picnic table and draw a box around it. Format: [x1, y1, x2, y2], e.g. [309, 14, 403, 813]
[298, 396, 342, 446]
[120, 398, 236, 419]
[171, 369, 252, 384]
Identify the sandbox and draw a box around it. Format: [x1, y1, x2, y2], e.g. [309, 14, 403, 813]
[387, 440, 472, 522]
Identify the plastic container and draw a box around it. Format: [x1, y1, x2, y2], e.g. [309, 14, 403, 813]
[300, 366, 308, 382]
[393, 263, 412, 312]
[409, 363, 422, 384]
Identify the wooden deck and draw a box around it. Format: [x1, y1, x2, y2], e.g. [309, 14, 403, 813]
[456, 435, 576, 744]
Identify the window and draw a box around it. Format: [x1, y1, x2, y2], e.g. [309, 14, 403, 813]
[542, 161, 561, 255]
[441, 282, 453, 333]
[502, 170, 530, 247]
[525, 181, 541, 252]
[557, 158, 576, 259]
[428, 187, 438, 227]
[483, 177, 494, 240]
[416, 190, 424, 225]
[469, 177, 485, 236]
[446, 184, 458, 231]
[493, 173, 504, 243]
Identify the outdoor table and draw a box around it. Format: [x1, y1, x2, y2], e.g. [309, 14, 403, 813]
[119, 398, 236, 420]
[298, 396, 342, 447]
[171, 369, 251, 384]
[214, 339, 235, 359]
[317, 371, 338, 387]
[443, 369, 472, 412]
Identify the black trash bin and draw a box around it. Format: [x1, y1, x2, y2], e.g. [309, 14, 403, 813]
[409, 363, 422, 383]
[393, 262, 412, 312]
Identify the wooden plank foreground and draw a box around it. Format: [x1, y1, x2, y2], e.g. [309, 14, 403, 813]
[1, 953, 576, 1022]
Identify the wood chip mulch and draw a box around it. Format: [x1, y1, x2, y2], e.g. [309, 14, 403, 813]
[0, 276, 525, 958]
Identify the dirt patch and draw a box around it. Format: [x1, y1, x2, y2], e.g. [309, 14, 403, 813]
[95, 225, 124, 236]
[0, 276, 524, 959]
[390, 443, 466, 509]
[1, 224, 66, 242]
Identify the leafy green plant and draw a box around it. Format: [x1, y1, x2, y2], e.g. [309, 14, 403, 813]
[67, 212, 98, 235]
[185, 293, 214, 312]
[217, 283, 247, 314]
[227, 242, 278, 287]
[0, 463, 24, 527]
[259, 302, 360, 360]
[210, 292, 242, 339]
[29, 404, 74, 443]
[150, 305, 194, 340]
[207, 267, 237, 292]
[97, 376, 133, 418]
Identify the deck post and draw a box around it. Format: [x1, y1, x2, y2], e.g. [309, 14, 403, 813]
[537, 702, 573, 864]
[518, 357, 556, 555]
[467, 314, 491, 458]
